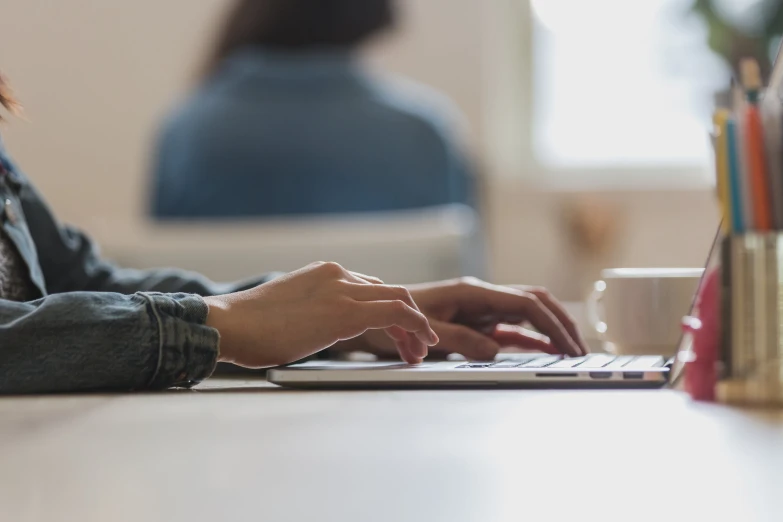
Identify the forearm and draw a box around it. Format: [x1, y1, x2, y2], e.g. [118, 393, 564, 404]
[0, 292, 218, 394]
[71, 260, 278, 297]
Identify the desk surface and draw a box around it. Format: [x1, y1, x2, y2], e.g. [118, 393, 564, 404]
[1, 378, 781, 522]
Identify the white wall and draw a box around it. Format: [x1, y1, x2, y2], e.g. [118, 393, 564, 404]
[0, 0, 719, 299]
[0, 0, 231, 224]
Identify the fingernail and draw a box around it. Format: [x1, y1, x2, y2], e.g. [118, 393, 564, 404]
[429, 331, 440, 345]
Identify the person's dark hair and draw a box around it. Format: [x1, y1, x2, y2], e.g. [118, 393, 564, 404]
[0, 74, 21, 121]
[204, 0, 396, 77]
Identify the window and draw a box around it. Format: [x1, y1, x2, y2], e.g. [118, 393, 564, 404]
[530, 0, 729, 170]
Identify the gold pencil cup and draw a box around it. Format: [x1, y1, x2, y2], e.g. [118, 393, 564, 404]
[719, 234, 783, 406]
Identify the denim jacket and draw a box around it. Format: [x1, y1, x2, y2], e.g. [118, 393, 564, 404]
[0, 140, 269, 394]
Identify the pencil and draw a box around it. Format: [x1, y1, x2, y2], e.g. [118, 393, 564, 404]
[714, 110, 732, 233]
[726, 118, 745, 233]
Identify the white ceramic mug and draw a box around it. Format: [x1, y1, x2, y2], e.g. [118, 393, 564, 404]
[587, 268, 704, 356]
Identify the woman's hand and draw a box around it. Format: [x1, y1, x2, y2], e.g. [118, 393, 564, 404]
[335, 277, 588, 361]
[204, 262, 439, 368]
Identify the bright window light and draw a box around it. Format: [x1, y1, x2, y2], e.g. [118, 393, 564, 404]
[530, 0, 729, 169]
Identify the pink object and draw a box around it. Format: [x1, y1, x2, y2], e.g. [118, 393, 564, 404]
[682, 267, 721, 401]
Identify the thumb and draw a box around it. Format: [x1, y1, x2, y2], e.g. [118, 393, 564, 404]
[431, 320, 501, 361]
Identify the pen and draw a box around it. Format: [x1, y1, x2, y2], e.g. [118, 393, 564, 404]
[741, 59, 773, 231]
[732, 78, 754, 230]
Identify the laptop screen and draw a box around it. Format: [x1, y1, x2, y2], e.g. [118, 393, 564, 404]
[668, 223, 723, 388]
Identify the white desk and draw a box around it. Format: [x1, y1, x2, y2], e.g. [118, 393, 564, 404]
[1, 379, 781, 522]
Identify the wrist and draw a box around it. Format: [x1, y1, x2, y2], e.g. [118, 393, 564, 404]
[204, 296, 232, 363]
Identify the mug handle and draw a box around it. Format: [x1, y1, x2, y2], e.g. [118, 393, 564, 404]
[587, 280, 608, 341]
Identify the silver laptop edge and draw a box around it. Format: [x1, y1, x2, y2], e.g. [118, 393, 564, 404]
[269, 225, 722, 390]
[267, 355, 670, 389]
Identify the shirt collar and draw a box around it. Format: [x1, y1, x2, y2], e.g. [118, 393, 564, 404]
[222, 46, 364, 81]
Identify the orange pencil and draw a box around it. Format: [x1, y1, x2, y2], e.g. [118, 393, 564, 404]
[741, 59, 773, 231]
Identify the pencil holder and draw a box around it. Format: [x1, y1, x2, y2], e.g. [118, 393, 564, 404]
[719, 234, 783, 406]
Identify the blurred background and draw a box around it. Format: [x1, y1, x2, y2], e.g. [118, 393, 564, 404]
[2, 0, 776, 302]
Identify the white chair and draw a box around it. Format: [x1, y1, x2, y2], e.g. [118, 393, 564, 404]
[102, 205, 484, 284]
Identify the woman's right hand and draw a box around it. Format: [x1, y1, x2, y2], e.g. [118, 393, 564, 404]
[203, 262, 439, 368]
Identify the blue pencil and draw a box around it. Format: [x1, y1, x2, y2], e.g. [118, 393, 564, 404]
[726, 118, 745, 233]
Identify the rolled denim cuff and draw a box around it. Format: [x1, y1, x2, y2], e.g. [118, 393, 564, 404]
[138, 293, 219, 389]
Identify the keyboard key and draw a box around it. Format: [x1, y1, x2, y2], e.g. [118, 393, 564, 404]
[604, 356, 636, 369]
[495, 354, 539, 364]
[548, 357, 588, 368]
[518, 356, 562, 368]
[462, 363, 493, 369]
[576, 355, 617, 368]
[623, 356, 666, 369]
[491, 361, 529, 368]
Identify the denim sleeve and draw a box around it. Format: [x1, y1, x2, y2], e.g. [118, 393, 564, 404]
[0, 292, 219, 394]
[13, 163, 274, 296]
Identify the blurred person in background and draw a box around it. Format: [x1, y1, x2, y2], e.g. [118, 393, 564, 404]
[0, 74, 585, 395]
[150, 0, 478, 218]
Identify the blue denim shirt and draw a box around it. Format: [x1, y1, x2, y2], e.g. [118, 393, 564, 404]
[151, 48, 476, 219]
[0, 140, 269, 394]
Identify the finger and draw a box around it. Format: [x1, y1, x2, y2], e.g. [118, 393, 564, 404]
[401, 332, 427, 364]
[518, 286, 590, 355]
[431, 320, 501, 361]
[518, 295, 582, 356]
[391, 332, 426, 365]
[405, 332, 428, 359]
[358, 301, 438, 347]
[385, 325, 410, 342]
[384, 326, 428, 360]
[490, 324, 560, 355]
[458, 285, 583, 357]
[398, 339, 423, 365]
[347, 271, 385, 285]
[343, 283, 424, 314]
[383, 328, 418, 364]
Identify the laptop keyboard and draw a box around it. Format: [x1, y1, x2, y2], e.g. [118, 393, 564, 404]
[456, 355, 662, 370]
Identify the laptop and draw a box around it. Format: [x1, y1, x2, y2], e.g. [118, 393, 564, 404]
[268, 227, 721, 390]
